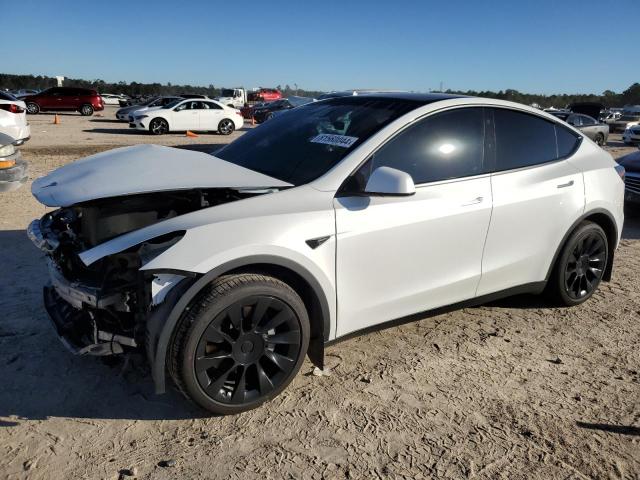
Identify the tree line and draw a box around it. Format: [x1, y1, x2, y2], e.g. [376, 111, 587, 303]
[1, 73, 638, 108]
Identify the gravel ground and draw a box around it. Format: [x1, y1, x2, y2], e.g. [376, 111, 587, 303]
[1, 107, 639, 479]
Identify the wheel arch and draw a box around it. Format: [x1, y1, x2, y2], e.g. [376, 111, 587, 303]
[148, 255, 331, 394]
[545, 208, 618, 284]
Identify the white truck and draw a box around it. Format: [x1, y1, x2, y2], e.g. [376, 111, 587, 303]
[216, 88, 246, 108]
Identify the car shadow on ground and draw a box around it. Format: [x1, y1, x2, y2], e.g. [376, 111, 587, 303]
[576, 422, 640, 436]
[90, 118, 122, 124]
[0, 229, 203, 422]
[82, 128, 141, 135]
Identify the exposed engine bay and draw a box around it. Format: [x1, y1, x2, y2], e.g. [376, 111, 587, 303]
[29, 188, 262, 355]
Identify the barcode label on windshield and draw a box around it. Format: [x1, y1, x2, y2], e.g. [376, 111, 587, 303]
[310, 134, 358, 148]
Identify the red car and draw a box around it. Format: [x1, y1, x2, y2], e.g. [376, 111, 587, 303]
[24, 87, 104, 116]
[248, 88, 282, 103]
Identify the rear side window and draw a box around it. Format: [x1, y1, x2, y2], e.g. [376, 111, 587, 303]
[368, 107, 486, 184]
[556, 125, 580, 157]
[493, 109, 577, 171]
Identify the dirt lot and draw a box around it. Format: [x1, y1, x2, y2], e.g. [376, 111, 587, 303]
[1, 106, 639, 479]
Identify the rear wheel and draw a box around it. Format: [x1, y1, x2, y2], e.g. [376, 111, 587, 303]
[26, 102, 40, 114]
[595, 133, 605, 146]
[149, 118, 169, 135]
[80, 104, 94, 116]
[549, 221, 608, 306]
[218, 118, 235, 135]
[169, 274, 310, 415]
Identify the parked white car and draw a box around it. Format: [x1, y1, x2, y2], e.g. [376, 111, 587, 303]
[100, 93, 128, 105]
[129, 98, 243, 135]
[623, 124, 640, 145]
[0, 92, 30, 145]
[28, 93, 624, 415]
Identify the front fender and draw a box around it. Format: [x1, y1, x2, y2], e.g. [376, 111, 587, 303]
[148, 253, 336, 394]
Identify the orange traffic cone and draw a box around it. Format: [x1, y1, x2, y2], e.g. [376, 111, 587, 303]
[185, 130, 198, 138]
[53, 114, 60, 125]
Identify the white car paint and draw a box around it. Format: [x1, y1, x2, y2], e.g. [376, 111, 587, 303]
[0, 95, 30, 143]
[100, 94, 128, 105]
[29, 95, 624, 346]
[31, 144, 291, 207]
[130, 98, 244, 134]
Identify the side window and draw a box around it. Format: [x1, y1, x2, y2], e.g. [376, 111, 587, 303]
[581, 115, 596, 126]
[556, 126, 580, 158]
[493, 109, 558, 170]
[567, 114, 582, 127]
[367, 108, 486, 185]
[204, 102, 222, 110]
[174, 102, 187, 112]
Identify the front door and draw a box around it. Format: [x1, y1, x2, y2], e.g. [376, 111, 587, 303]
[334, 107, 493, 336]
[172, 100, 201, 131]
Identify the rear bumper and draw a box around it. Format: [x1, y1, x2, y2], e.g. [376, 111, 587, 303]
[1, 124, 30, 144]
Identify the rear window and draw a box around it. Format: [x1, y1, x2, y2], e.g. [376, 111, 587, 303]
[493, 109, 579, 171]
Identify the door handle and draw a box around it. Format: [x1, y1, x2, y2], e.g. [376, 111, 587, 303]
[557, 180, 574, 189]
[461, 196, 483, 206]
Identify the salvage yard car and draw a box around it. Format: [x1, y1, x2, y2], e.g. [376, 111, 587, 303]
[0, 91, 30, 145]
[28, 93, 624, 415]
[618, 147, 640, 204]
[129, 98, 243, 135]
[549, 111, 609, 146]
[24, 87, 104, 116]
[0, 133, 28, 192]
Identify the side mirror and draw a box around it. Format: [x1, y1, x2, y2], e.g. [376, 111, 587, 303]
[365, 167, 415, 196]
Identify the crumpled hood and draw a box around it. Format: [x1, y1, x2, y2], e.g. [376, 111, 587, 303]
[618, 149, 640, 174]
[31, 144, 292, 207]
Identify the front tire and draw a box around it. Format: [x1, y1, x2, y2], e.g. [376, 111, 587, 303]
[169, 274, 310, 415]
[218, 118, 235, 135]
[80, 104, 94, 116]
[26, 102, 40, 114]
[549, 221, 608, 306]
[149, 118, 169, 135]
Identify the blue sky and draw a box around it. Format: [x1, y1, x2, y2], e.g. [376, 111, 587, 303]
[5, 0, 639, 94]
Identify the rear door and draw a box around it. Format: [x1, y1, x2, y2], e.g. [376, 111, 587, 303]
[477, 108, 584, 296]
[199, 101, 225, 130]
[334, 107, 493, 336]
[577, 115, 600, 141]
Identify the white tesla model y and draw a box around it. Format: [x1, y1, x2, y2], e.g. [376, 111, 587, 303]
[28, 93, 624, 414]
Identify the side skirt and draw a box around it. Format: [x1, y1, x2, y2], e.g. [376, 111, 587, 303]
[325, 281, 546, 348]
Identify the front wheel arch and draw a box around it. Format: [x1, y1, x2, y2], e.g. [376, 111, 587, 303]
[148, 257, 331, 394]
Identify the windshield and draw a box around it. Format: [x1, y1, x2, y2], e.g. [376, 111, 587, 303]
[216, 97, 423, 185]
[288, 96, 313, 107]
[143, 97, 159, 106]
[221, 89, 235, 97]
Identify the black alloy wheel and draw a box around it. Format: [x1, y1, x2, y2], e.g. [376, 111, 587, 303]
[595, 133, 605, 146]
[169, 274, 309, 415]
[194, 295, 301, 404]
[551, 221, 608, 306]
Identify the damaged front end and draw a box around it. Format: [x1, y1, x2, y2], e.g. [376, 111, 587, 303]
[28, 188, 255, 356]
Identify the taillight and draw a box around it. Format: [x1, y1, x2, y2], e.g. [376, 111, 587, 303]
[0, 104, 25, 114]
[615, 164, 625, 181]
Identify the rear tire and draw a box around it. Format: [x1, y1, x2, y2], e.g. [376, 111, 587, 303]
[168, 273, 310, 415]
[218, 118, 235, 135]
[80, 104, 94, 116]
[595, 133, 605, 146]
[548, 221, 608, 306]
[26, 102, 40, 114]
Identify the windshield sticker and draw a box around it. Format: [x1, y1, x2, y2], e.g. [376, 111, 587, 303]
[310, 134, 359, 148]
